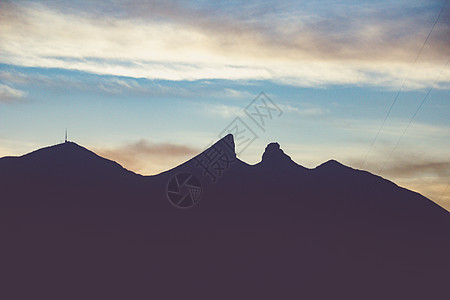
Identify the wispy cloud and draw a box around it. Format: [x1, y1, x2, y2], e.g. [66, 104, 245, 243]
[337, 119, 450, 140]
[0, 83, 27, 102]
[1, 1, 448, 89]
[0, 68, 260, 99]
[379, 156, 450, 178]
[279, 103, 331, 117]
[94, 139, 201, 175]
[203, 104, 246, 118]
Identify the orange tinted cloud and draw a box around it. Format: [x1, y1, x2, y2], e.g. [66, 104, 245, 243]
[94, 140, 200, 175]
[351, 152, 450, 211]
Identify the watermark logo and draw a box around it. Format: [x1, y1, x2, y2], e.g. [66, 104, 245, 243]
[193, 136, 235, 183]
[244, 92, 283, 132]
[166, 91, 283, 209]
[166, 173, 202, 209]
[219, 117, 258, 156]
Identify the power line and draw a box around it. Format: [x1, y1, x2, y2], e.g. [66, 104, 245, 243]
[379, 59, 449, 175]
[438, 183, 449, 204]
[359, 0, 448, 169]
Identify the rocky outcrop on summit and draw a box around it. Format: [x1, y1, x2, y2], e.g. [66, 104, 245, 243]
[262, 142, 293, 163]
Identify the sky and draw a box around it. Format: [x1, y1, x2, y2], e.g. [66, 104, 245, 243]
[0, 0, 449, 210]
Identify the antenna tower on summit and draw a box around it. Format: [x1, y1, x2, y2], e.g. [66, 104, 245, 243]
[65, 129, 68, 143]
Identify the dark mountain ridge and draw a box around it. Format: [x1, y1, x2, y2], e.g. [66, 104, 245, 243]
[0, 135, 449, 299]
[0, 141, 139, 178]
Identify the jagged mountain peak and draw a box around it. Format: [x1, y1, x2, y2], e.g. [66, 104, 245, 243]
[215, 133, 236, 157]
[259, 142, 297, 167]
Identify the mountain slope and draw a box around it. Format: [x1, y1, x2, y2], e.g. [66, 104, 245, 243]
[0, 141, 137, 178]
[0, 135, 449, 299]
[0, 141, 150, 208]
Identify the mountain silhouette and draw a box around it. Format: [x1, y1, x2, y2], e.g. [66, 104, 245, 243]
[1, 135, 449, 299]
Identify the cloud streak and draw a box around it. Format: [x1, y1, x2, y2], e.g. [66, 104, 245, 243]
[382, 158, 450, 178]
[0, 1, 448, 89]
[0, 83, 27, 102]
[280, 103, 331, 117]
[94, 139, 201, 175]
[0, 68, 259, 99]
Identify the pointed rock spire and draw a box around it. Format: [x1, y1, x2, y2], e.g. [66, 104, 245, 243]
[207, 134, 236, 158]
[261, 142, 292, 163]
